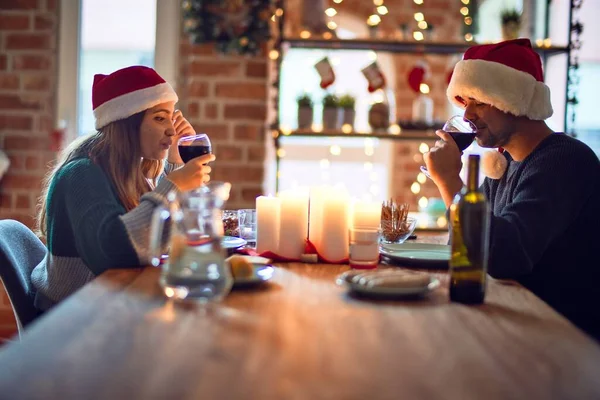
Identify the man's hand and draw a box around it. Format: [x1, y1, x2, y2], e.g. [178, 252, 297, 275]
[423, 130, 464, 207]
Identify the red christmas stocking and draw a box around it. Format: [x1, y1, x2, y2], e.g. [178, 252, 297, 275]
[314, 57, 336, 89]
[361, 62, 386, 92]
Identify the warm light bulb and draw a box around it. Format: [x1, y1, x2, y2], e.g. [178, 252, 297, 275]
[464, 17, 472, 25]
[277, 171, 283, 178]
[277, 149, 286, 158]
[342, 124, 352, 133]
[330, 145, 342, 156]
[414, 0, 423, 4]
[414, 12, 424, 22]
[543, 38, 552, 47]
[419, 142, 430, 153]
[325, 7, 337, 17]
[271, 15, 276, 22]
[411, 182, 421, 194]
[465, 33, 473, 41]
[269, 50, 279, 60]
[418, 20, 428, 30]
[373, 0, 384, 5]
[535, 38, 544, 47]
[280, 125, 292, 135]
[333, 0, 343, 3]
[367, 14, 382, 26]
[300, 30, 311, 39]
[460, 7, 469, 16]
[437, 216, 447, 227]
[364, 147, 374, 156]
[275, 8, 284, 16]
[413, 31, 424, 41]
[413, 154, 422, 162]
[312, 123, 323, 132]
[323, 32, 333, 39]
[368, 51, 378, 61]
[377, 6, 388, 15]
[417, 173, 427, 184]
[419, 83, 430, 94]
[389, 124, 401, 135]
[327, 21, 338, 30]
[461, 0, 470, 4]
[418, 196, 429, 209]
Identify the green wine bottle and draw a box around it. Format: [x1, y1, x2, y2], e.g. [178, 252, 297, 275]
[449, 154, 490, 304]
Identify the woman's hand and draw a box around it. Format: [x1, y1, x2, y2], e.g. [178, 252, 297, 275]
[166, 153, 216, 192]
[423, 130, 464, 207]
[167, 110, 195, 164]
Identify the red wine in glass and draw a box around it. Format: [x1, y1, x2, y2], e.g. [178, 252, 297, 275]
[449, 131, 476, 152]
[420, 116, 477, 179]
[178, 133, 212, 163]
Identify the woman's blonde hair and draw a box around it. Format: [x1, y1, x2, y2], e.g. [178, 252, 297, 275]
[36, 111, 164, 238]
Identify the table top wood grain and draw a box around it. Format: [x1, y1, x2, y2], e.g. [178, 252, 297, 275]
[1, 233, 599, 400]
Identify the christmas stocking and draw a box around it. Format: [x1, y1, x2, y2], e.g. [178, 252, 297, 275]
[407, 61, 430, 93]
[361, 62, 386, 92]
[314, 57, 336, 89]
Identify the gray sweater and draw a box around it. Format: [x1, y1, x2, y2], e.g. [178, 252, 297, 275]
[482, 133, 600, 340]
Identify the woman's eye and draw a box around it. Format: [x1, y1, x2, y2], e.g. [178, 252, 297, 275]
[155, 116, 165, 122]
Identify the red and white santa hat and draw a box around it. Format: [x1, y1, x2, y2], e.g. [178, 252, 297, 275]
[447, 39, 553, 178]
[92, 66, 178, 130]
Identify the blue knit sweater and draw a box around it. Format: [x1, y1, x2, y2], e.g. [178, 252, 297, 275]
[482, 134, 600, 340]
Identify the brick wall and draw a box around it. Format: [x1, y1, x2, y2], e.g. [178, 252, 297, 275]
[0, 0, 59, 340]
[177, 40, 269, 209]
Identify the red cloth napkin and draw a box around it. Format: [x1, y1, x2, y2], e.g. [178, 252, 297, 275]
[235, 239, 349, 264]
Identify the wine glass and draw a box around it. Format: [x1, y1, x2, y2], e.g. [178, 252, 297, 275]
[420, 115, 477, 179]
[178, 133, 212, 163]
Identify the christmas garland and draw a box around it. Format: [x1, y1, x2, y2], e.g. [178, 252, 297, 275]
[182, 0, 274, 56]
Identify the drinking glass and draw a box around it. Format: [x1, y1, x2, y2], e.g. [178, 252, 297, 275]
[237, 209, 257, 248]
[420, 115, 477, 179]
[178, 133, 212, 163]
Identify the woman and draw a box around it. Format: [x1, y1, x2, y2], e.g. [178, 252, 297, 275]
[32, 65, 214, 310]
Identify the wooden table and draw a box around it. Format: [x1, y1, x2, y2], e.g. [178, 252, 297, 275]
[1, 234, 599, 399]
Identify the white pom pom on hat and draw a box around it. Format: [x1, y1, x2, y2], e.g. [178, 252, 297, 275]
[481, 148, 508, 179]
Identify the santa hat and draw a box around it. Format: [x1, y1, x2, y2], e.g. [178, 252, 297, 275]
[92, 66, 178, 130]
[447, 39, 553, 178]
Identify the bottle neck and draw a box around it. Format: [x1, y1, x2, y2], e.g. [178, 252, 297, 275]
[467, 155, 480, 191]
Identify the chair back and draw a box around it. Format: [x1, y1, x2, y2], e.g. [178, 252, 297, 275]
[0, 219, 46, 335]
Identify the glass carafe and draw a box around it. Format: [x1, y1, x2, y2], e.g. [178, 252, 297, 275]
[150, 182, 233, 303]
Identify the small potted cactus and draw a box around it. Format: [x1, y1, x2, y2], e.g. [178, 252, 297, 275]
[297, 93, 313, 130]
[322, 93, 341, 130]
[339, 94, 356, 130]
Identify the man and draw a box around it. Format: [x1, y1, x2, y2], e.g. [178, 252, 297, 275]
[424, 39, 600, 340]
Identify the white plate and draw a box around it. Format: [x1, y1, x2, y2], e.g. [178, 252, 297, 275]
[337, 270, 440, 299]
[222, 236, 247, 249]
[379, 242, 450, 269]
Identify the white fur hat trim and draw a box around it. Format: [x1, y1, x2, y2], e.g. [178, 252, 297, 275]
[447, 59, 553, 120]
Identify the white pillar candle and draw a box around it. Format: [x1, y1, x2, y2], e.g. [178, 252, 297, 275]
[352, 201, 381, 230]
[319, 194, 350, 261]
[308, 187, 327, 250]
[256, 196, 281, 254]
[278, 191, 309, 259]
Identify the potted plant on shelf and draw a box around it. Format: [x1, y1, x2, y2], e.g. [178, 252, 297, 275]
[297, 93, 314, 130]
[501, 9, 521, 40]
[339, 94, 356, 130]
[322, 93, 341, 130]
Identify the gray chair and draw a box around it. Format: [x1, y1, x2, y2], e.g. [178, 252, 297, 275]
[0, 219, 46, 337]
